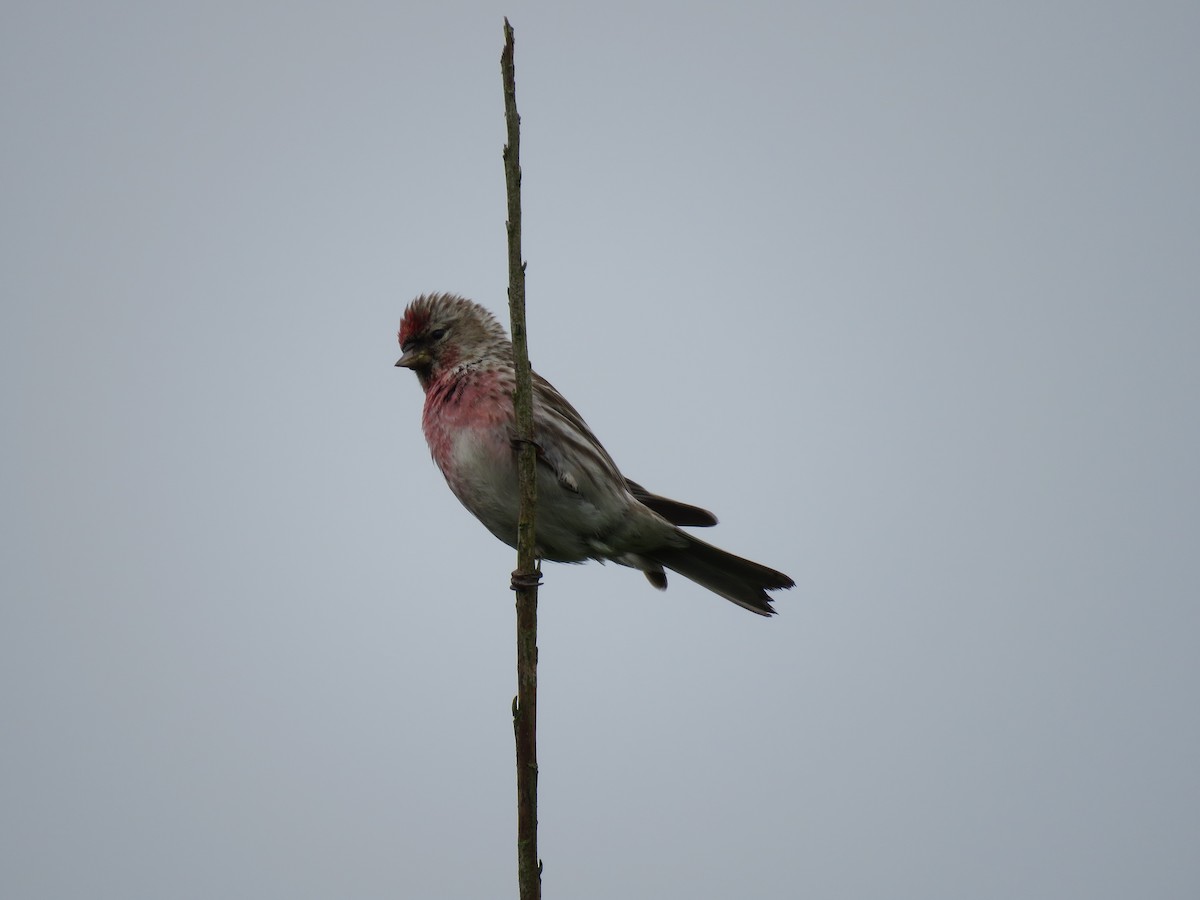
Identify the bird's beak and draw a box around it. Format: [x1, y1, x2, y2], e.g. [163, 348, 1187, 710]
[395, 347, 428, 369]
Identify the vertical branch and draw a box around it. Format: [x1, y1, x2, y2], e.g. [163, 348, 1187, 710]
[502, 18, 542, 900]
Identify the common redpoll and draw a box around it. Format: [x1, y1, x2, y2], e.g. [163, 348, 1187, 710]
[395, 293, 794, 615]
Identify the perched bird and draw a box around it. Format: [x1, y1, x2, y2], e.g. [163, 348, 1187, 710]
[395, 293, 794, 615]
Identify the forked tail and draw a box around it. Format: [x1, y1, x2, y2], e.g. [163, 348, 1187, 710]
[649, 532, 794, 616]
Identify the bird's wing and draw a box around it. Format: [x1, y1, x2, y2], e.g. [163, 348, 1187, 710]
[527, 374, 718, 526]
[528, 372, 626, 495]
[624, 479, 717, 527]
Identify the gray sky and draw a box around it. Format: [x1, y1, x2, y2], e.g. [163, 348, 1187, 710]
[4, 2, 1198, 898]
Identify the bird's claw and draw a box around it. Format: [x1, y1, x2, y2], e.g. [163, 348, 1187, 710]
[510, 570, 543, 591]
[510, 436, 543, 453]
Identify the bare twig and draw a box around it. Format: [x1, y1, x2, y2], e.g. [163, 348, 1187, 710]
[502, 18, 541, 900]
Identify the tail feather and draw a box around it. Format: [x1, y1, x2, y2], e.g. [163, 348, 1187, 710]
[648, 533, 794, 616]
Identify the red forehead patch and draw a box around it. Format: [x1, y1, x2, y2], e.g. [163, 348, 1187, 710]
[398, 303, 431, 345]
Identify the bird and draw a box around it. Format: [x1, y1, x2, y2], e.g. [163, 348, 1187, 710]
[394, 292, 794, 615]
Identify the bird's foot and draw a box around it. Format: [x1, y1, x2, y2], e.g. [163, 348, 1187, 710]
[509, 436, 544, 454]
[510, 570, 543, 591]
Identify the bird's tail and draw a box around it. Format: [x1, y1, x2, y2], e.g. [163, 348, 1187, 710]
[648, 532, 794, 616]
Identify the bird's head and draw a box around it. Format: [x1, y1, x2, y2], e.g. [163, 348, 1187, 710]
[396, 293, 511, 387]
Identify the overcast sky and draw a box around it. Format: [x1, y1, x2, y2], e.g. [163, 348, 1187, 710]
[3, 2, 1198, 898]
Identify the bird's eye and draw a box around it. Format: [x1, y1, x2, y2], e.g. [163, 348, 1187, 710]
[429, 328, 447, 341]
